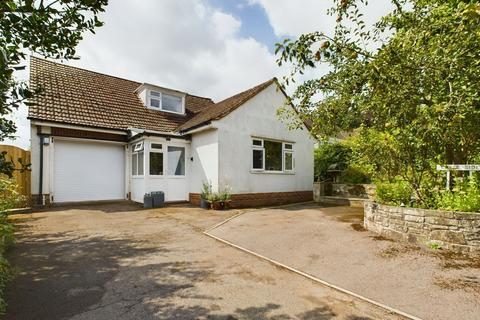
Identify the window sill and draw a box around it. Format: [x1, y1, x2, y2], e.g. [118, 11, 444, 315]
[250, 170, 295, 175]
[131, 176, 145, 179]
[148, 175, 165, 179]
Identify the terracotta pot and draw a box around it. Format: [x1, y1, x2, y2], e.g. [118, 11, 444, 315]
[212, 201, 223, 210]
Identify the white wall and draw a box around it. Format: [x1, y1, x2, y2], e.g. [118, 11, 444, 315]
[129, 136, 191, 202]
[188, 129, 219, 193]
[214, 83, 314, 194]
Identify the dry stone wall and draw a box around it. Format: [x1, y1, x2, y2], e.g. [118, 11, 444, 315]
[364, 202, 480, 253]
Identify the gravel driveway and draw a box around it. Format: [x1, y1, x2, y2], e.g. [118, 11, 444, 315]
[6, 202, 401, 320]
[208, 203, 480, 320]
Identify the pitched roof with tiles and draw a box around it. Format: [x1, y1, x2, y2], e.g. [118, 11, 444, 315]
[28, 57, 214, 132]
[176, 78, 276, 132]
[28, 57, 279, 134]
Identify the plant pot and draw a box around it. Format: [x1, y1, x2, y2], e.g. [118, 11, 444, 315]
[223, 200, 232, 209]
[212, 201, 224, 210]
[200, 198, 210, 209]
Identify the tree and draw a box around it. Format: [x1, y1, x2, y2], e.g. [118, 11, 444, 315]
[0, 0, 108, 176]
[276, 0, 480, 204]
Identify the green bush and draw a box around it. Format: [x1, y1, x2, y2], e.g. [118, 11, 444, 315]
[434, 176, 480, 212]
[375, 180, 413, 206]
[340, 165, 371, 184]
[0, 178, 22, 314]
[314, 142, 352, 181]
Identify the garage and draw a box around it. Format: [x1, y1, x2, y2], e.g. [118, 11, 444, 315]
[53, 139, 125, 203]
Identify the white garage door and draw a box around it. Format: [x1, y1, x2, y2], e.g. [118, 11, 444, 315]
[53, 139, 125, 203]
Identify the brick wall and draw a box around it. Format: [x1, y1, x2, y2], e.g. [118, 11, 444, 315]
[189, 191, 312, 208]
[364, 202, 480, 253]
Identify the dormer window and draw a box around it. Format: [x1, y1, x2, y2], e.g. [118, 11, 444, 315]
[147, 90, 184, 114]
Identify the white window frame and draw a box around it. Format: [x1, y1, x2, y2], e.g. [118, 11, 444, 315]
[283, 144, 294, 172]
[251, 138, 295, 173]
[149, 142, 164, 176]
[147, 90, 185, 115]
[167, 145, 186, 177]
[252, 139, 265, 171]
[131, 142, 144, 177]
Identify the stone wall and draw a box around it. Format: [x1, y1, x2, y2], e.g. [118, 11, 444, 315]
[364, 202, 480, 253]
[332, 184, 375, 199]
[313, 182, 375, 201]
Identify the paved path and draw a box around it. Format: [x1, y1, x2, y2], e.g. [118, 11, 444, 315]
[209, 203, 480, 320]
[6, 203, 401, 320]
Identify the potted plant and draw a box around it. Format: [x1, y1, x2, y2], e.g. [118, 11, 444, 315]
[218, 186, 232, 209]
[200, 181, 212, 209]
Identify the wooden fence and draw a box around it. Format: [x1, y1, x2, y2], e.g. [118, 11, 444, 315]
[0, 145, 31, 204]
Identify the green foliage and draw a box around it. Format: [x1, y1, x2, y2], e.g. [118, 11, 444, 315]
[218, 186, 231, 201]
[276, 0, 480, 207]
[434, 176, 480, 212]
[0, 178, 23, 314]
[375, 180, 413, 206]
[201, 181, 231, 202]
[428, 242, 442, 250]
[314, 142, 351, 181]
[339, 164, 371, 184]
[201, 181, 212, 200]
[0, 0, 108, 173]
[314, 140, 372, 183]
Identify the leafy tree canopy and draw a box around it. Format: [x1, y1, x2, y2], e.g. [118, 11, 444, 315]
[0, 0, 108, 176]
[276, 0, 480, 202]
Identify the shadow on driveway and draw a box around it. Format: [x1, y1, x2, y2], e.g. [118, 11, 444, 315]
[5, 205, 394, 320]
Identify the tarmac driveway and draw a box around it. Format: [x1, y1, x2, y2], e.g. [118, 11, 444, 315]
[208, 203, 480, 320]
[6, 202, 401, 320]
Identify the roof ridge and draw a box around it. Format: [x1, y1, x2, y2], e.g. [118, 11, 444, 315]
[177, 77, 277, 132]
[30, 55, 142, 85]
[213, 78, 276, 106]
[30, 56, 214, 102]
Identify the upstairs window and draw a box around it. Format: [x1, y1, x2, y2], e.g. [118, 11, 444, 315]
[148, 90, 184, 114]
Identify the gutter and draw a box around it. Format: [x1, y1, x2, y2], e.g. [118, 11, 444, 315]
[180, 122, 216, 135]
[36, 125, 51, 205]
[127, 128, 190, 141]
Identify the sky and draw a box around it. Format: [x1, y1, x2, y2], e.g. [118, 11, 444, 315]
[5, 0, 393, 149]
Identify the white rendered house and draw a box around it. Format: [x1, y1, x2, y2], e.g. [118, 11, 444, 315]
[28, 57, 314, 207]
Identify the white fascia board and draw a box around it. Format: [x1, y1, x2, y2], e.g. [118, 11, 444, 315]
[181, 122, 217, 135]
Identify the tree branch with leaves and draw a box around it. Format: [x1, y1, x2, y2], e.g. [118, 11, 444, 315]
[0, 0, 108, 176]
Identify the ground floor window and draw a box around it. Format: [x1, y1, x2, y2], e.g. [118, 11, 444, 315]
[132, 144, 144, 176]
[252, 138, 294, 172]
[167, 146, 185, 176]
[149, 153, 163, 175]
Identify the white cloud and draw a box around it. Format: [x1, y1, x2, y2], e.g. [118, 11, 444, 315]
[7, 0, 281, 149]
[69, 0, 278, 100]
[7, 0, 395, 149]
[250, 0, 393, 38]
[249, 0, 336, 37]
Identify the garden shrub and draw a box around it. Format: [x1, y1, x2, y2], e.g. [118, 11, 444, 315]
[434, 176, 480, 212]
[314, 142, 352, 181]
[339, 164, 371, 184]
[0, 178, 22, 314]
[375, 180, 413, 206]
